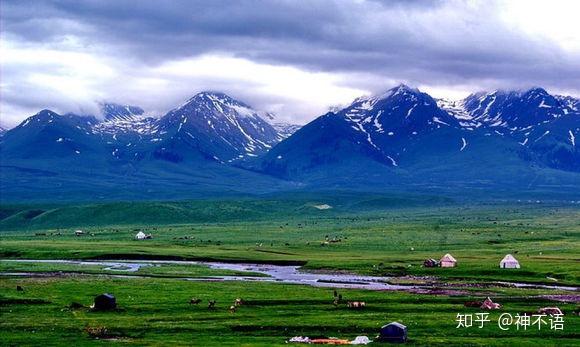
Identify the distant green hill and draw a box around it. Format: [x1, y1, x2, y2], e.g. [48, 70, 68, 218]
[0, 192, 454, 231]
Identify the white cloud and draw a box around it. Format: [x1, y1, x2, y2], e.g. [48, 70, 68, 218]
[152, 55, 366, 123]
[0, 39, 367, 126]
[1, 0, 580, 128]
[499, 0, 580, 53]
[1, 39, 116, 124]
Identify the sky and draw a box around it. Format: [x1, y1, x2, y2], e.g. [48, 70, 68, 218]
[1, 0, 580, 127]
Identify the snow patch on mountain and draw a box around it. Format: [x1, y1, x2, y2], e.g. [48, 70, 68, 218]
[386, 155, 398, 166]
[436, 98, 480, 129]
[555, 95, 580, 113]
[460, 137, 467, 151]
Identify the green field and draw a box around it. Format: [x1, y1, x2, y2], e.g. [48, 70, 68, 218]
[1, 198, 579, 346]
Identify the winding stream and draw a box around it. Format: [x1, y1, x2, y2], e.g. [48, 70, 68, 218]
[1, 259, 577, 293]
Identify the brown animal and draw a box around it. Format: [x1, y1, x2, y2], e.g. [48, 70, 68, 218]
[208, 300, 216, 309]
[347, 301, 366, 309]
[229, 305, 237, 313]
[538, 307, 563, 315]
[480, 297, 501, 310]
[464, 301, 482, 308]
[234, 298, 243, 307]
[16, 286, 24, 292]
[190, 298, 202, 305]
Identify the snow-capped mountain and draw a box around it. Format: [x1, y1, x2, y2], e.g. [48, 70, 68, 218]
[345, 84, 457, 133]
[460, 88, 569, 129]
[155, 92, 283, 162]
[0, 110, 103, 160]
[2, 85, 579, 200]
[93, 103, 159, 137]
[0, 95, 298, 201]
[1, 92, 298, 165]
[257, 84, 580, 191]
[437, 87, 580, 171]
[555, 95, 580, 113]
[258, 84, 471, 176]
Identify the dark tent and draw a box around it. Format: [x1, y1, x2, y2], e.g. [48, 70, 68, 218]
[377, 322, 407, 343]
[423, 259, 439, 268]
[93, 293, 116, 311]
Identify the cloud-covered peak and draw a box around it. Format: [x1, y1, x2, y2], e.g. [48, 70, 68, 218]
[100, 103, 145, 121]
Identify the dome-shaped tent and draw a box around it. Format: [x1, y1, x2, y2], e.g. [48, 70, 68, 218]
[499, 254, 520, 269]
[440, 253, 457, 267]
[92, 293, 116, 311]
[377, 322, 407, 343]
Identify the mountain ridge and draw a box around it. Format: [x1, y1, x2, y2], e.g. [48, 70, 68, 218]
[1, 86, 579, 201]
[255, 85, 580, 192]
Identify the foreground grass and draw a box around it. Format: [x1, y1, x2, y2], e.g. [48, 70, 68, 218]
[1, 276, 578, 346]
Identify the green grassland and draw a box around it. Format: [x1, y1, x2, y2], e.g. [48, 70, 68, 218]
[0, 197, 579, 345]
[1, 276, 578, 346]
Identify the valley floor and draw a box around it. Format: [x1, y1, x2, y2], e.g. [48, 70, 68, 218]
[0, 201, 578, 346]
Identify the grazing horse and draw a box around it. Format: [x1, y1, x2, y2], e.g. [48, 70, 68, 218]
[208, 300, 216, 309]
[190, 298, 202, 305]
[229, 305, 237, 313]
[234, 298, 243, 307]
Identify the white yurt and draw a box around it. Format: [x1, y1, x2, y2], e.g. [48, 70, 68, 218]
[135, 231, 146, 240]
[499, 254, 520, 268]
[440, 253, 457, 268]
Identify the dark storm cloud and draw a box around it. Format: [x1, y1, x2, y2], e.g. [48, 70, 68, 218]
[1, 0, 579, 126]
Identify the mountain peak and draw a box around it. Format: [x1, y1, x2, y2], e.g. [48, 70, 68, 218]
[524, 86, 549, 96]
[197, 90, 236, 100]
[392, 83, 419, 94]
[36, 109, 59, 118]
[351, 84, 422, 107]
[460, 86, 567, 129]
[175, 91, 259, 119]
[470, 87, 549, 99]
[159, 91, 284, 161]
[17, 109, 59, 127]
[190, 91, 249, 107]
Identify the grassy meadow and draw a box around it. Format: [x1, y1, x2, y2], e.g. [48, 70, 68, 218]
[0, 197, 579, 345]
